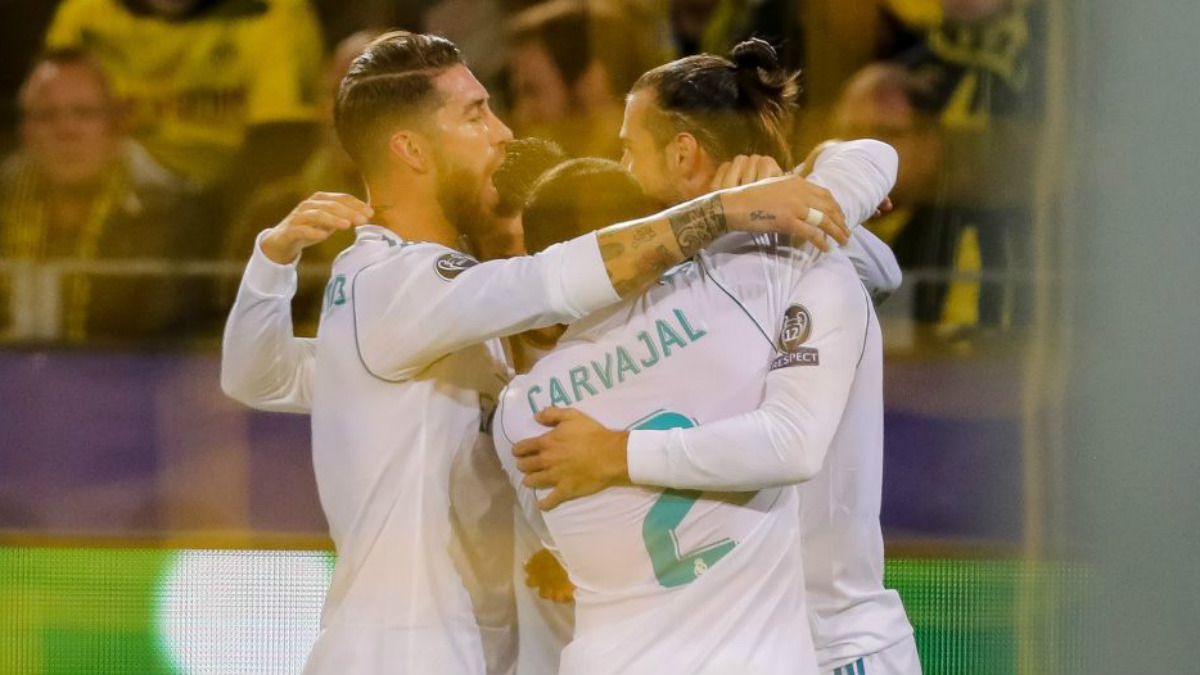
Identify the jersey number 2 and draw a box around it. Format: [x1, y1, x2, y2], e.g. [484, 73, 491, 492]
[631, 411, 736, 588]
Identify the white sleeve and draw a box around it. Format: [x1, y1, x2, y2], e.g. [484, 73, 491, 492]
[767, 139, 900, 300]
[220, 232, 315, 413]
[354, 233, 619, 381]
[494, 387, 558, 550]
[806, 139, 899, 231]
[625, 258, 869, 490]
[842, 227, 903, 304]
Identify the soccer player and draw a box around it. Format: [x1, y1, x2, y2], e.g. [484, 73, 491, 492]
[220, 31, 849, 675]
[494, 137, 894, 675]
[513, 42, 922, 675]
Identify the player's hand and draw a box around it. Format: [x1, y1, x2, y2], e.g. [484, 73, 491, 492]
[260, 192, 373, 264]
[513, 407, 630, 511]
[718, 175, 848, 251]
[872, 197, 894, 220]
[710, 154, 784, 191]
[524, 548, 575, 604]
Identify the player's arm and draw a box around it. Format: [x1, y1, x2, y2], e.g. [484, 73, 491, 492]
[220, 234, 316, 413]
[711, 142, 902, 299]
[843, 227, 903, 304]
[220, 193, 369, 411]
[515, 260, 869, 507]
[597, 162, 849, 296]
[800, 140, 902, 301]
[495, 396, 574, 606]
[354, 177, 850, 381]
[620, 264, 869, 492]
[493, 388, 563, 557]
[512, 144, 896, 507]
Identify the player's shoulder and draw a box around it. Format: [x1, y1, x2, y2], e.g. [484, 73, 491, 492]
[702, 232, 818, 275]
[336, 227, 474, 280]
[790, 249, 870, 320]
[808, 248, 865, 287]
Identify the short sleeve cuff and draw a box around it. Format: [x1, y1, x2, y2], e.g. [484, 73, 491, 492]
[554, 232, 621, 316]
[626, 429, 676, 486]
[244, 230, 299, 298]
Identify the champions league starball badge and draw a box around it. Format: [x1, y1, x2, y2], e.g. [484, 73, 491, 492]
[779, 304, 813, 352]
[773, 304, 819, 369]
[434, 252, 480, 281]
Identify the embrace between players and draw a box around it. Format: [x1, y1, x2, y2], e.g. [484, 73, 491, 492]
[222, 30, 921, 675]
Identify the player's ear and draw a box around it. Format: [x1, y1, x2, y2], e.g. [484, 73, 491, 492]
[665, 132, 699, 174]
[668, 132, 714, 194]
[388, 129, 432, 173]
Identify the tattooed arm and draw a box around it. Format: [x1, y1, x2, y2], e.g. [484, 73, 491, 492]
[595, 174, 847, 297]
[235, 177, 847, 384]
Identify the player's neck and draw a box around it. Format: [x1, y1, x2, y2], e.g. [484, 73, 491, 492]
[366, 179, 462, 250]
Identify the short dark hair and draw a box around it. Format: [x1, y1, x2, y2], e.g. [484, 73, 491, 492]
[333, 31, 463, 172]
[522, 158, 656, 254]
[492, 137, 567, 218]
[632, 38, 801, 167]
[508, 0, 658, 100]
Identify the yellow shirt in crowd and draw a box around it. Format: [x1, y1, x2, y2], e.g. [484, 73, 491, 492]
[46, 0, 323, 185]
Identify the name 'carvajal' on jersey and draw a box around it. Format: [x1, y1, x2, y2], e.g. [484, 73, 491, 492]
[526, 308, 707, 413]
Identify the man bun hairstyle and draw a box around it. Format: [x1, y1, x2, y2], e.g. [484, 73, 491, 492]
[730, 37, 780, 72]
[632, 37, 801, 167]
[333, 31, 463, 172]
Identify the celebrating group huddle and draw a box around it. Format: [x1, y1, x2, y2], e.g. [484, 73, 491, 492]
[222, 30, 921, 675]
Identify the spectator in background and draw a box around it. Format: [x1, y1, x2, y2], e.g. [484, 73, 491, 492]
[829, 0, 1038, 340]
[218, 30, 374, 335]
[424, 0, 512, 94]
[0, 1, 62, 155]
[506, 0, 665, 159]
[0, 50, 205, 343]
[45, 0, 325, 220]
[802, 0, 1019, 125]
[830, 62, 953, 332]
[669, 0, 759, 57]
[832, 64, 944, 246]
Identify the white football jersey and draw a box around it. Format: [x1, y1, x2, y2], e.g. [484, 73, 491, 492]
[219, 140, 910, 675]
[603, 143, 916, 670]
[223, 226, 618, 675]
[496, 236, 854, 675]
[797, 296, 915, 668]
[494, 139, 913, 675]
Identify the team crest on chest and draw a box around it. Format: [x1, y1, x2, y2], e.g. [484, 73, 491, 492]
[434, 252, 479, 281]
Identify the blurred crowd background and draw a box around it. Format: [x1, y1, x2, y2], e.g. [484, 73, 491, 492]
[0, 0, 1042, 348]
[0, 0, 1051, 556]
[8, 1, 1200, 674]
